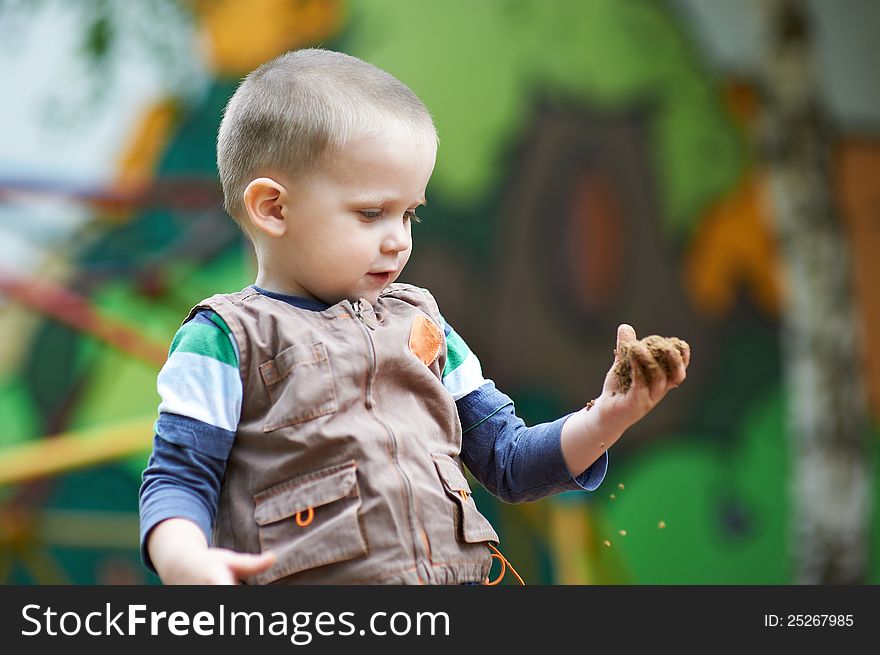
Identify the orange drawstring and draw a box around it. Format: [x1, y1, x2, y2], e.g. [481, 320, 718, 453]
[485, 552, 506, 585]
[484, 543, 525, 585]
[295, 507, 314, 527]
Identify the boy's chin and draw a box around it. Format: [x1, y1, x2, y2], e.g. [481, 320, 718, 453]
[337, 279, 393, 305]
[358, 291, 382, 305]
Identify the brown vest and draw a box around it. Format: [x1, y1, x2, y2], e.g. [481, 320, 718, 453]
[188, 283, 497, 584]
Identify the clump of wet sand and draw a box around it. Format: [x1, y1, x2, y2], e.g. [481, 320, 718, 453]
[612, 335, 689, 394]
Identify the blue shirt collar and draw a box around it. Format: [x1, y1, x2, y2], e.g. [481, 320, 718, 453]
[251, 285, 331, 312]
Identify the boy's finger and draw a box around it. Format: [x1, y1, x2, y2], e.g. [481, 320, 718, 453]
[666, 337, 690, 369]
[664, 345, 686, 387]
[631, 342, 665, 395]
[681, 342, 691, 368]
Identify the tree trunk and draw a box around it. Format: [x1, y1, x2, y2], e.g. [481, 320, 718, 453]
[757, 0, 872, 584]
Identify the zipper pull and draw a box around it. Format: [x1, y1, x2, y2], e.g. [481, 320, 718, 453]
[351, 299, 377, 329]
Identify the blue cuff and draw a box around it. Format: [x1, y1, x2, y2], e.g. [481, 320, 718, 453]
[458, 383, 610, 502]
[570, 449, 609, 492]
[552, 412, 609, 492]
[138, 431, 228, 575]
[138, 486, 214, 575]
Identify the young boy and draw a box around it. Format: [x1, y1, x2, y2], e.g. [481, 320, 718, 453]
[139, 48, 689, 585]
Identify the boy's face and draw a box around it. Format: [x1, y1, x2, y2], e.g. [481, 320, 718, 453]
[267, 124, 436, 306]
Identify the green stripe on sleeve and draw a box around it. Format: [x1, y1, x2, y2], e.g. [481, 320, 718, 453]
[443, 327, 470, 378]
[206, 311, 233, 338]
[169, 321, 237, 367]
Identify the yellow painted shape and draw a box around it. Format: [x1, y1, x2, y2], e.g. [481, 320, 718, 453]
[547, 502, 596, 584]
[114, 99, 180, 193]
[0, 416, 154, 486]
[195, 0, 344, 75]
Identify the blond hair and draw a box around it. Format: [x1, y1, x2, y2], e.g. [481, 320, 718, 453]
[217, 48, 438, 233]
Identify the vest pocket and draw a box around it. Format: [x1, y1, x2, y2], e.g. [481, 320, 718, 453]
[259, 341, 338, 431]
[432, 454, 499, 544]
[251, 461, 367, 584]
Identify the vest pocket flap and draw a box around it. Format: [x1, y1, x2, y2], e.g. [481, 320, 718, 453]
[254, 462, 358, 526]
[259, 341, 328, 387]
[432, 454, 499, 544]
[432, 454, 470, 493]
[260, 340, 338, 430]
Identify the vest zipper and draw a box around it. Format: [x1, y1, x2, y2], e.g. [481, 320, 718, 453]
[351, 300, 428, 581]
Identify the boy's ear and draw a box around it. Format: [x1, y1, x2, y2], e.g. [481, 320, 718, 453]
[243, 177, 288, 237]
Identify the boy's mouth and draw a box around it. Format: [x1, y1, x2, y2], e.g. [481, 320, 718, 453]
[367, 271, 393, 285]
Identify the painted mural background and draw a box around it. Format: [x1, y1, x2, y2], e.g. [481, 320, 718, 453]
[0, 0, 878, 584]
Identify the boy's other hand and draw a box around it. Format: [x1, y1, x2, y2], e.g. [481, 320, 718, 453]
[199, 549, 277, 585]
[161, 548, 276, 585]
[149, 518, 277, 585]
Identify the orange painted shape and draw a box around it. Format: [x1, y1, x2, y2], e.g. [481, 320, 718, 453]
[683, 174, 783, 319]
[567, 170, 622, 313]
[0, 274, 168, 367]
[409, 315, 442, 366]
[837, 140, 880, 421]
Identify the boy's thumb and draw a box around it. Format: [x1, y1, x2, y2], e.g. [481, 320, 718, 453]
[229, 551, 277, 576]
[616, 324, 637, 352]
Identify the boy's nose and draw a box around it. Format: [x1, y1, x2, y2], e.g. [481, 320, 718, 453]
[381, 221, 411, 253]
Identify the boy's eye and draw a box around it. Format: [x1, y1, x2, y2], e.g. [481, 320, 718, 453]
[359, 209, 421, 224]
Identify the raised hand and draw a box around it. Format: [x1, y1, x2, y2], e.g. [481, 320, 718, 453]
[597, 324, 690, 433]
[561, 324, 691, 477]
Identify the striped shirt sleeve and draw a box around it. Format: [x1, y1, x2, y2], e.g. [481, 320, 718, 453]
[157, 311, 242, 433]
[139, 309, 242, 572]
[440, 319, 488, 400]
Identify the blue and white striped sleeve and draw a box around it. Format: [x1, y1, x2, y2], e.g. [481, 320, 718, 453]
[138, 310, 241, 573]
